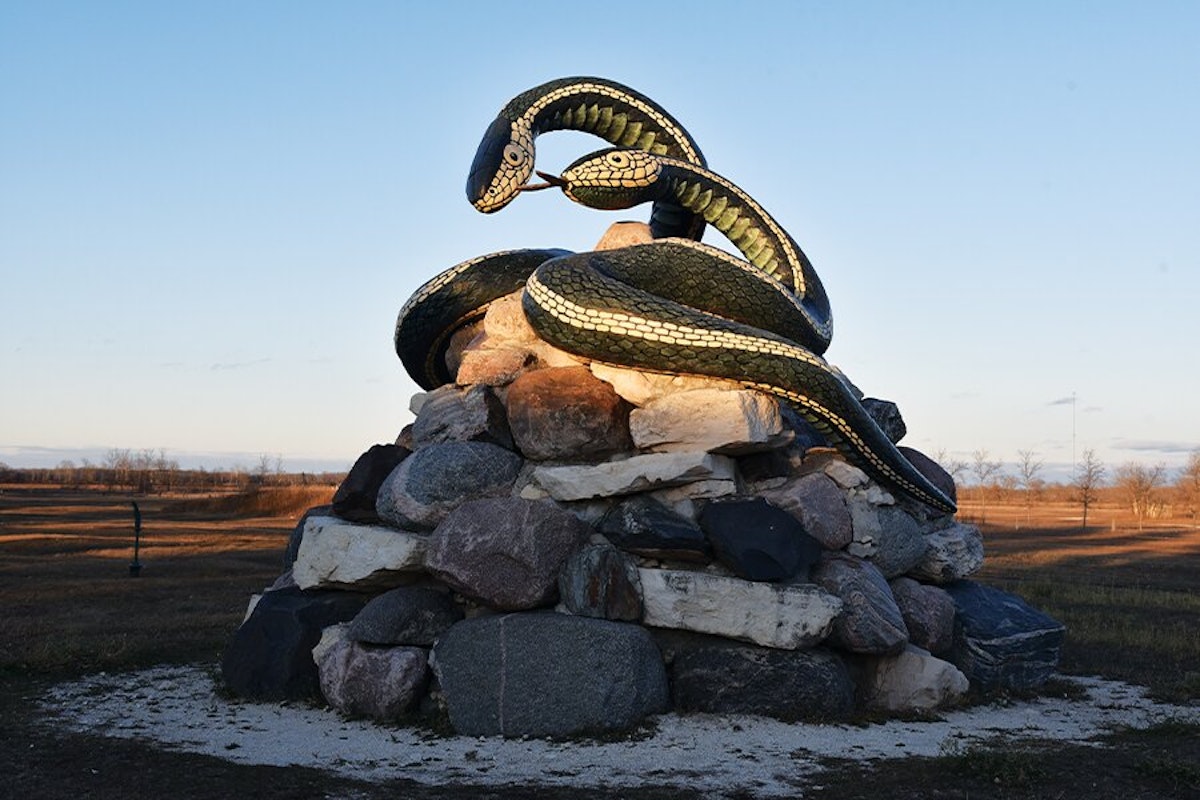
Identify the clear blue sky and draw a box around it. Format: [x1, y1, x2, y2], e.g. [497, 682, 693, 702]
[2, 1, 1197, 480]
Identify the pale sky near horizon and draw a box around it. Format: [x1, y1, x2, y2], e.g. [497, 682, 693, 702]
[2, 2, 1198, 480]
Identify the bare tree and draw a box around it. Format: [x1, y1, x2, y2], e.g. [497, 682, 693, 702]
[1072, 449, 1106, 530]
[1177, 450, 1200, 529]
[1114, 462, 1166, 531]
[1016, 449, 1044, 524]
[970, 449, 1003, 522]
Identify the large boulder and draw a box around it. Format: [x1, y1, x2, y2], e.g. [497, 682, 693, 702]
[861, 398, 906, 444]
[889, 576, 956, 656]
[331, 444, 410, 524]
[758, 472, 853, 550]
[909, 523, 985, 583]
[638, 568, 841, 649]
[292, 516, 426, 591]
[870, 507, 929, 578]
[859, 645, 969, 712]
[424, 497, 591, 610]
[221, 586, 366, 701]
[813, 553, 908, 655]
[431, 613, 669, 737]
[945, 581, 1066, 692]
[348, 587, 463, 646]
[670, 639, 854, 721]
[375, 441, 522, 530]
[505, 366, 633, 461]
[698, 497, 822, 582]
[315, 634, 429, 721]
[532, 451, 736, 502]
[628, 388, 790, 455]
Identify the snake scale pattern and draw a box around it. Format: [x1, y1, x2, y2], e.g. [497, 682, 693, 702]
[396, 76, 956, 514]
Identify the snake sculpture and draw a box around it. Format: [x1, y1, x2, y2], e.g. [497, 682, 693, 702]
[395, 77, 956, 514]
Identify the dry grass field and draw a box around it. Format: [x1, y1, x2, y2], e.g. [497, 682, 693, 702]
[1, 483, 1197, 799]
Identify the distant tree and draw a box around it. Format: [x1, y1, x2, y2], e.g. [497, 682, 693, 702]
[970, 449, 1003, 522]
[1016, 449, 1044, 523]
[1072, 449, 1106, 530]
[1115, 462, 1166, 531]
[1177, 450, 1200, 529]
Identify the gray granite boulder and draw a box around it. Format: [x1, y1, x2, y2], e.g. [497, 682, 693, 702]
[910, 522, 985, 583]
[889, 576, 956, 656]
[670, 639, 854, 721]
[558, 544, 643, 621]
[871, 507, 929, 578]
[813, 553, 908, 655]
[424, 497, 591, 610]
[505, 366, 633, 461]
[945, 581, 1066, 692]
[411, 383, 513, 449]
[861, 397, 906, 444]
[332, 444, 410, 524]
[221, 587, 366, 701]
[431, 613, 669, 737]
[348, 587, 463, 646]
[698, 497, 822, 582]
[598, 495, 711, 562]
[375, 441, 522, 530]
[316, 636, 429, 721]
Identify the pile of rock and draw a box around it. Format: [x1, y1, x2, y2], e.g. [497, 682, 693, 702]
[222, 226, 1065, 738]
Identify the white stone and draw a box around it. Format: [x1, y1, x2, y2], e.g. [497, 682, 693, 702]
[482, 291, 539, 346]
[824, 460, 870, 489]
[533, 452, 737, 502]
[531, 340, 587, 369]
[594, 221, 653, 250]
[293, 516, 427, 590]
[629, 389, 791, 455]
[849, 484, 896, 506]
[589, 363, 743, 407]
[847, 496, 880, 558]
[909, 523, 985, 583]
[638, 568, 842, 650]
[862, 645, 970, 712]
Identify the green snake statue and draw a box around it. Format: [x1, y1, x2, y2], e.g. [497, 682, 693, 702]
[395, 77, 957, 514]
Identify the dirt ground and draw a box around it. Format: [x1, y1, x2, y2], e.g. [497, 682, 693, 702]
[1, 485, 1197, 799]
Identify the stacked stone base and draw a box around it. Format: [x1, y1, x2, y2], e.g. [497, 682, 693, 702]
[223, 266, 1065, 738]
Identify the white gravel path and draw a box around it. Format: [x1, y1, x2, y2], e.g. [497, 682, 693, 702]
[39, 665, 1200, 798]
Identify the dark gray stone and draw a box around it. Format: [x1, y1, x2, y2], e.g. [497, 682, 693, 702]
[861, 397, 906, 444]
[348, 587, 464, 646]
[412, 383, 513, 450]
[332, 444, 410, 524]
[698, 497, 822, 582]
[897, 446, 958, 522]
[221, 586, 366, 701]
[813, 553, 908, 655]
[316, 638, 429, 720]
[671, 639, 854, 721]
[945, 581, 1066, 692]
[425, 497, 591, 610]
[889, 577, 956, 656]
[375, 441, 522, 530]
[558, 544, 643, 621]
[598, 495, 711, 562]
[872, 507, 929, 578]
[431, 613, 669, 737]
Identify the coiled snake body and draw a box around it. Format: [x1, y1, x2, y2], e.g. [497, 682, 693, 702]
[396, 77, 956, 514]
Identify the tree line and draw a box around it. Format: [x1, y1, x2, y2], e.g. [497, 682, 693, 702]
[0, 448, 345, 494]
[947, 448, 1200, 530]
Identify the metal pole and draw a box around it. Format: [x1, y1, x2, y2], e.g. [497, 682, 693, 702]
[129, 500, 142, 577]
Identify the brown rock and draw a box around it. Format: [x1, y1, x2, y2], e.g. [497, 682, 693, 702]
[455, 346, 536, 386]
[889, 577, 956, 656]
[505, 366, 633, 461]
[594, 221, 653, 250]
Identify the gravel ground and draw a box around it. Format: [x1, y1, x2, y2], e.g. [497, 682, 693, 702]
[36, 665, 1200, 798]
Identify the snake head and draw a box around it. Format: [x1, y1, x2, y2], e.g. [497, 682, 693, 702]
[552, 148, 664, 211]
[467, 116, 535, 213]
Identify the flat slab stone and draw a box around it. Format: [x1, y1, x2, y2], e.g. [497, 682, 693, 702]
[638, 568, 841, 650]
[629, 388, 790, 455]
[293, 516, 426, 591]
[533, 451, 736, 502]
[431, 613, 669, 738]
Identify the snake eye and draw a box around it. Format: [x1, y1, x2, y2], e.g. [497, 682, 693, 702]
[606, 151, 630, 168]
[503, 144, 525, 167]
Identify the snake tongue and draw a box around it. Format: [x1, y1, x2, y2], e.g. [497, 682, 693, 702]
[520, 170, 568, 192]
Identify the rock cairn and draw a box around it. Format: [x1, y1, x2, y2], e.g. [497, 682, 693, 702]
[222, 224, 1066, 738]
